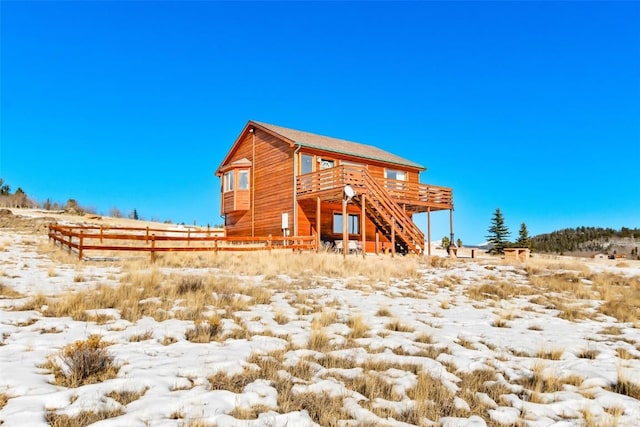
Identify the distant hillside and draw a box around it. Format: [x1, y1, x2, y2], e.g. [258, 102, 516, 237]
[531, 226, 639, 258]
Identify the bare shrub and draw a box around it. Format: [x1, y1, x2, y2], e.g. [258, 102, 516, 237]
[42, 335, 118, 388]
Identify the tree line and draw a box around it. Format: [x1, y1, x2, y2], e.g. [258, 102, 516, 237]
[530, 226, 639, 254]
[0, 178, 141, 220]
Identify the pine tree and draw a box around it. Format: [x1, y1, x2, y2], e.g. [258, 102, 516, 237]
[486, 208, 510, 254]
[441, 236, 450, 249]
[515, 222, 531, 249]
[456, 238, 463, 248]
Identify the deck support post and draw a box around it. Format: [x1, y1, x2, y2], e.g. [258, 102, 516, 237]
[342, 196, 348, 259]
[375, 231, 379, 255]
[316, 197, 321, 252]
[391, 220, 396, 258]
[449, 208, 454, 249]
[361, 193, 366, 258]
[427, 207, 431, 257]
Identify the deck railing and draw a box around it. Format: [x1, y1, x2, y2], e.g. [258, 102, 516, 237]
[49, 224, 316, 261]
[296, 166, 452, 208]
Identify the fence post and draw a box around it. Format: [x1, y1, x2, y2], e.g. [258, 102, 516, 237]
[214, 238, 218, 255]
[187, 229, 191, 246]
[100, 225, 104, 243]
[68, 228, 73, 254]
[268, 234, 272, 253]
[78, 230, 83, 261]
[150, 234, 156, 263]
[207, 224, 210, 237]
[146, 227, 150, 244]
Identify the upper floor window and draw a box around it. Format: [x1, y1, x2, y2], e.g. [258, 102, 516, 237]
[238, 170, 249, 190]
[301, 154, 314, 175]
[385, 169, 406, 181]
[224, 171, 234, 192]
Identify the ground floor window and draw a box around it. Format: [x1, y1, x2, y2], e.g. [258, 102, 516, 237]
[333, 213, 360, 235]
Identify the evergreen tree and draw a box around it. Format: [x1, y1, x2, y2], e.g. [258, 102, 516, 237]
[486, 208, 510, 254]
[515, 222, 531, 249]
[456, 238, 463, 248]
[441, 236, 450, 249]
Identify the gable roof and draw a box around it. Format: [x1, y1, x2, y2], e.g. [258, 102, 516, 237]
[252, 121, 425, 170]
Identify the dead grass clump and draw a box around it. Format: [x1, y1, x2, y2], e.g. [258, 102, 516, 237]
[536, 347, 564, 360]
[616, 347, 635, 360]
[427, 255, 451, 268]
[599, 298, 640, 323]
[106, 387, 148, 405]
[0, 283, 23, 298]
[344, 371, 403, 402]
[208, 368, 260, 393]
[347, 314, 369, 339]
[386, 318, 414, 333]
[185, 317, 222, 343]
[273, 310, 289, 325]
[308, 329, 333, 352]
[375, 306, 393, 317]
[46, 408, 124, 427]
[492, 317, 509, 328]
[128, 330, 154, 342]
[42, 335, 119, 388]
[176, 276, 205, 295]
[406, 371, 456, 420]
[0, 392, 9, 409]
[230, 404, 275, 420]
[465, 281, 519, 301]
[610, 368, 640, 400]
[312, 309, 338, 328]
[415, 332, 435, 344]
[246, 286, 271, 304]
[577, 347, 600, 359]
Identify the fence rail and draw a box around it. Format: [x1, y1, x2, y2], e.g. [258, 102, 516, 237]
[48, 224, 317, 261]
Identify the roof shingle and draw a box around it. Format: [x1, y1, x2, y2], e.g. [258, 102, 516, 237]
[252, 121, 424, 170]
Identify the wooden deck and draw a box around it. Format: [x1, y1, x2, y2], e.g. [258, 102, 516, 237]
[296, 165, 453, 212]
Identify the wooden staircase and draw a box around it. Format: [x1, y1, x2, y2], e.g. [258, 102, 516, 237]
[352, 169, 425, 254]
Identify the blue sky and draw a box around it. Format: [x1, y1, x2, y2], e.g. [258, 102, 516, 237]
[1, 1, 638, 245]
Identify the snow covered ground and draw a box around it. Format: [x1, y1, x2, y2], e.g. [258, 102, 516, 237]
[1, 213, 639, 426]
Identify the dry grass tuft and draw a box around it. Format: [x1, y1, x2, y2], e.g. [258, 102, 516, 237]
[375, 305, 393, 317]
[610, 367, 640, 400]
[0, 392, 10, 410]
[577, 347, 600, 359]
[386, 318, 414, 333]
[273, 310, 289, 325]
[347, 314, 369, 339]
[0, 283, 23, 299]
[128, 330, 154, 342]
[106, 387, 148, 405]
[185, 316, 222, 343]
[536, 347, 564, 360]
[41, 335, 119, 388]
[46, 408, 124, 427]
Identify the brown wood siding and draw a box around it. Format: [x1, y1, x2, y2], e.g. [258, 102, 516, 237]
[220, 129, 294, 237]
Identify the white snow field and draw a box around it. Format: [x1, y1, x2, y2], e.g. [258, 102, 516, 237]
[0, 212, 639, 427]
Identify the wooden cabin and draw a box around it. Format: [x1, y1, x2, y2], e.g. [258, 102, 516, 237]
[216, 120, 454, 255]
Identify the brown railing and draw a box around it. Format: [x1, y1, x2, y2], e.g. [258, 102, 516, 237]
[296, 166, 453, 209]
[49, 224, 316, 261]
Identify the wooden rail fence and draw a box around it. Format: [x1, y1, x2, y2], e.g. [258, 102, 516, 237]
[48, 224, 317, 261]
